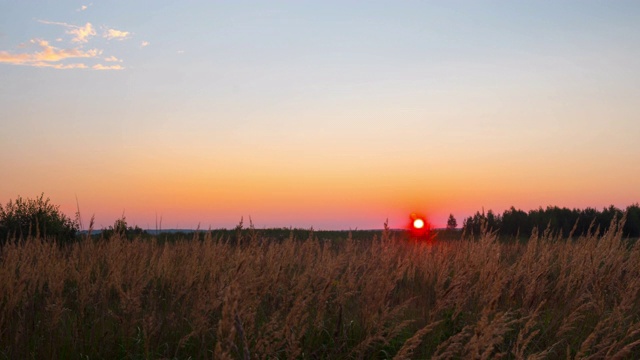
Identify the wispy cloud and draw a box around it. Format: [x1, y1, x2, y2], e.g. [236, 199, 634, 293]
[37, 20, 72, 27]
[93, 63, 123, 70]
[0, 39, 98, 63]
[104, 55, 122, 62]
[104, 28, 130, 41]
[0, 39, 102, 69]
[2, 18, 134, 71]
[33, 62, 88, 69]
[38, 20, 96, 43]
[141, 41, 150, 48]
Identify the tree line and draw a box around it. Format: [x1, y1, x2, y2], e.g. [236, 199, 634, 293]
[2, 194, 640, 244]
[461, 204, 640, 239]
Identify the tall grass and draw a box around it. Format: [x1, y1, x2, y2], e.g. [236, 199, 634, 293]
[0, 219, 639, 359]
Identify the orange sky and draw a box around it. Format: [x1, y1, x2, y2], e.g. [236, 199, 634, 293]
[1, 2, 639, 229]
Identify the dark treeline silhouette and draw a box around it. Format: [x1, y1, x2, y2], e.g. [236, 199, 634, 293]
[462, 204, 640, 239]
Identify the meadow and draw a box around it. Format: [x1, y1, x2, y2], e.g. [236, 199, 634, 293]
[1, 220, 639, 359]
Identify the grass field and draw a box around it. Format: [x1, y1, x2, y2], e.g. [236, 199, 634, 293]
[1, 220, 639, 359]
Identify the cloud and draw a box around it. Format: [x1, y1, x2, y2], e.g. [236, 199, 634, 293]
[140, 41, 150, 47]
[37, 19, 70, 27]
[77, 4, 89, 12]
[0, 39, 100, 69]
[104, 28, 130, 40]
[177, 50, 185, 54]
[1, 18, 133, 70]
[38, 20, 96, 43]
[68, 23, 96, 43]
[33, 62, 88, 69]
[104, 55, 122, 62]
[93, 64, 123, 70]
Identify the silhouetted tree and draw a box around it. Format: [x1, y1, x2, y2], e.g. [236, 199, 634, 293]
[0, 193, 78, 244]
[461, 204, 639, 240]
[623, 203, 640, 238]
[446, 214, 457, 230]
[462, 208, 502, 237]
[101, 215, 147, 239]
[501, 207, 530, 238]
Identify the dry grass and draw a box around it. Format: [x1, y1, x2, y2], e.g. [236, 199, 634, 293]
[0, 219, 639, 359]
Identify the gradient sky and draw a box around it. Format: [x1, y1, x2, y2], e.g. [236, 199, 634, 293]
[1, 1, 639, 230]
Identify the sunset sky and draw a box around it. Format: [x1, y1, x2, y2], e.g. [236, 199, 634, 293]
[1, 1, 639, 230]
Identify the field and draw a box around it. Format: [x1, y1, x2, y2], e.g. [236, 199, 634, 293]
[1, 221, 639, 359]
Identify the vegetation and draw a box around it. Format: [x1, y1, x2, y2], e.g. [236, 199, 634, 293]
[446, 214, 458, 231]
[462, 204, 640, 239]
[0, 193, 78, 244]
[99, 215, 148, 239]
[1, 218, 639, 359]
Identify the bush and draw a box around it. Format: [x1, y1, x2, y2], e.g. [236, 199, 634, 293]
[0, 193, 79, 243]
[99, 215, 148, 240]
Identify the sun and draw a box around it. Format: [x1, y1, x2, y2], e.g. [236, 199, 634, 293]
[408, 213, 431, 240]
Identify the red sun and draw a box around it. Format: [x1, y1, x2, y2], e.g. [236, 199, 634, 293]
[409, 213, 431, 239]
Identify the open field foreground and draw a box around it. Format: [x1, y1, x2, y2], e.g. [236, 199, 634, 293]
[1, 222, 640, 359]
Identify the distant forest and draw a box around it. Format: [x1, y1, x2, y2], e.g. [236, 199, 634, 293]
[461, 204, 640, 238]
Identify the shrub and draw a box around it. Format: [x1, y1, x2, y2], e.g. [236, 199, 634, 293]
[100, 215, 148, 239]
[0, 193, 78, 243]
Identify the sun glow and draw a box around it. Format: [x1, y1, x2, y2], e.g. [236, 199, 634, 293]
[408, 213, 432, 240]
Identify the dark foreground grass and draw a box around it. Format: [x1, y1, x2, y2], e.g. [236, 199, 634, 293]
[1, 220, 639, 359]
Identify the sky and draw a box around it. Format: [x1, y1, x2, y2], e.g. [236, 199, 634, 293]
[1, 1, 639, 230]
